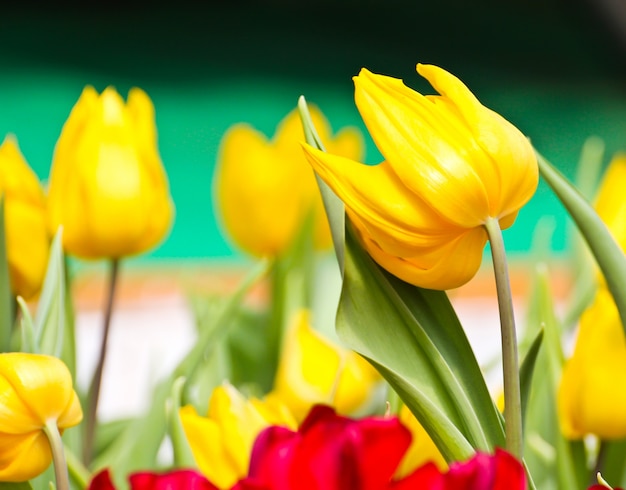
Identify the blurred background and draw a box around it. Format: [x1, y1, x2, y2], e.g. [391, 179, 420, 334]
[1, 0, 625, 264]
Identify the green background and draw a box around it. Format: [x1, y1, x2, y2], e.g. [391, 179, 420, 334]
[1, 2, 625, 264]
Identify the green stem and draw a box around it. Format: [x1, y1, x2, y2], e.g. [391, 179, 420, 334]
[484, 217, 523, 459]
[83, 258, 120, 464]
[43, 420, 70, 490]
[65, 444, 91, 489]
[592, 441, 608, 487]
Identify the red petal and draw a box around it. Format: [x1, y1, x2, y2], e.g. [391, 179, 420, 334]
[389, 462, 443, 489]
[129, 469, 218, 490]
[88, 469, 117, 490]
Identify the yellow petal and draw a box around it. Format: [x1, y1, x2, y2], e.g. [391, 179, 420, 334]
[352, 216, 487, 290]
[353, 68, 490, 226]
[270, 310, 380, 422]
[416, 64, 538, 218]
[0, 431, 52, 481]
[302, 145, 465, 256]
[0, 136, 49, 299]
[558, 288, 626, 439]
[595, 154, 626, 250]
[216, 124, 309, 256]
[180, 405, 240, 489]
[0, 354, 82, 429]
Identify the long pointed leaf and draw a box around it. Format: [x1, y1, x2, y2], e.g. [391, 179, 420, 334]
[537, 152, 626, 335]
[0, 197, 14, 350]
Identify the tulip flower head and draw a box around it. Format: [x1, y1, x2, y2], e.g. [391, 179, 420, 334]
[215, 105, 363, 257]
[47, 85, 174, 259]
[302, 64, 538, 290]
[558, 288, 626, 439]
[0, 353, 82, 481]
[0, 135, 49, 300]
[179, 383, 297, 489]
[595, 154, 626, 251]
[266, 309, 381, 422]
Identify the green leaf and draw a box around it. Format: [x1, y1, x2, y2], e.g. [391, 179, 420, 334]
[337, 225, 504, 460]
[0, 482, 33, 490]
[298, 94, 504, 460]
[0, 196, 14, 351]
[297, 96, 345, 274]
[167, 377, 197, 468]
[16, 297, 36, 353]
[537, 151, 626, 335]
[519, 328, 543, 426]
[33, 229, 76, 376]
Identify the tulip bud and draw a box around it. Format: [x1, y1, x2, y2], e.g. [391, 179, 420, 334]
[0, 353, 82, 481]
[266, 309, 381, 422]
[47, 86, 174, 259]
[215, 105, 363, 257]
[0, 136, 49, 300]
[179, 383, 296, 489]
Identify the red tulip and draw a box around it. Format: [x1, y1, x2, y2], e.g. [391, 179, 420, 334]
[89, 468, 218, 490]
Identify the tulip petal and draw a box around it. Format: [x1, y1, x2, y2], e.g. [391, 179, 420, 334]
[302, 145, 465, 256]
[558, 288, 626, 439]
[352, 217, 487, 290]
[353, 68, 490, 226]
[0, 430, 52, 481]
[417, 63, 538, 218]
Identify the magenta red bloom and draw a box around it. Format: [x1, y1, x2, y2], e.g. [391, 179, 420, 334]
[89, 405, 529, 490]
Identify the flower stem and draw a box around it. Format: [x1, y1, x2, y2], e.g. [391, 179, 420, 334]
[83, 258, 120, 464]
[484, 217, 523, 459]
[44, 420, 70, 490]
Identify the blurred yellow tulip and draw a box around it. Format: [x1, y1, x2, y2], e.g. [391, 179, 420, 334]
[558, 288, 626, 439]
[47, 86, 174, 259]
[302, 64, 538, 290]
[0, 135, 49, 300]
[215, 105, 363, 257]
[0, 353, 82, 481]
[395, 404, 447, 478]
[266, 310, 381, 422]
[595, 153, 626, 250]
[180, 383, 296, 489]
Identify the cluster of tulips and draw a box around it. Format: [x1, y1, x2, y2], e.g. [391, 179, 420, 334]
[1, 61, 626, 490]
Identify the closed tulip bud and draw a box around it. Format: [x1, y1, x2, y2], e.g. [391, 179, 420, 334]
[302, 64, 538, 290]
[179, 383, 296, 489]
[558, 288, 626, 439]
[47, 86, 174, 259]
[266, 309, 381, 422]
[0, 135, 49, 300]
[0, 353, 82, 481]
[215, 105, 363, 257]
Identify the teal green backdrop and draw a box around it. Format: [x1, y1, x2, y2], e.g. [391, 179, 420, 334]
[1, 3, 625, 264]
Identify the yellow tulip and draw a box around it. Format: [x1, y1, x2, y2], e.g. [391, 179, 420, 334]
[0, 353, 82, 481]
[395, 404, 447, 478]
[558, 288, 626, 439]
[47, 86, 174, 259]
[180, 383, 296, 489]
[0, 136, 49, 300]
[595, 153, 626, 249]
[215, 105, 363, 257]
[266, 310, 381, 422]
[302, 64, 538, 290]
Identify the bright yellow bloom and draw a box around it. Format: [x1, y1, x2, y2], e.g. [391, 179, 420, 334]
[0, 353, 82, 481]
[47, 86, 174, 259]
[215, 105, 363, 257]
[266, 310, 381, 423]
[302, 64, 538, 290]
[595, 153, 626, 250]
[0, 136, 49, 300]
[558, 288, 626, 439]
[180, 383, 296, 489]
[395, 404, 447, 478]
